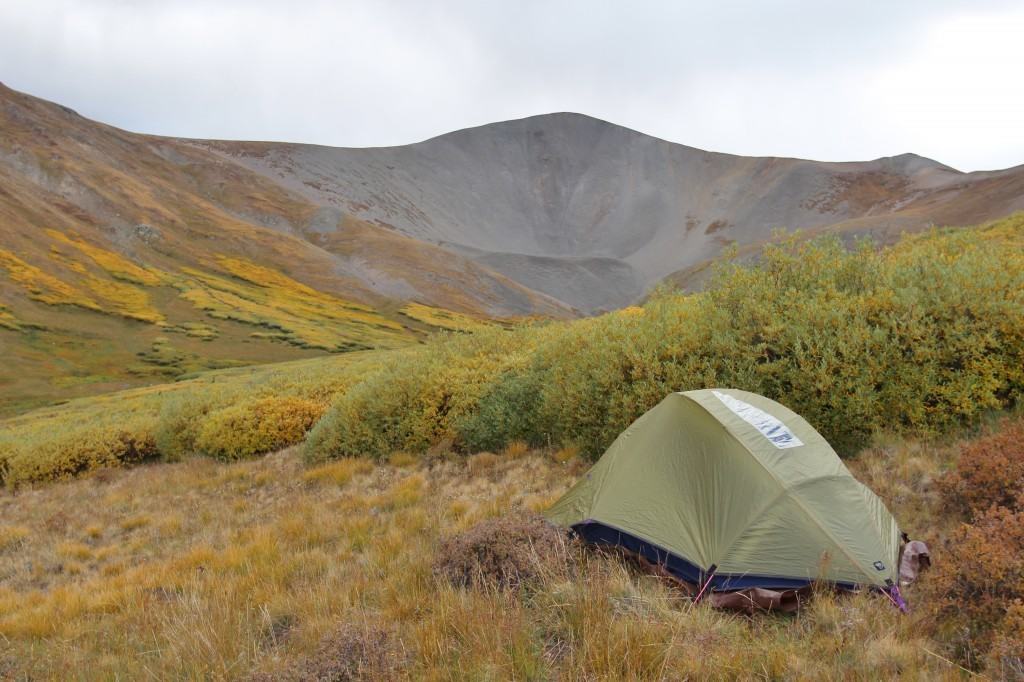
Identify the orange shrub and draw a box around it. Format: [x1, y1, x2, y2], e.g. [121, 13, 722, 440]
[939, 418, 1024, 517]
[987, 600, 1024, 679]
[930, 501, 1024, 664]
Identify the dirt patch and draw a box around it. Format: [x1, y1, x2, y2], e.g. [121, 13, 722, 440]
[433, 512, 575, 589]
[704, 219, 729, 234]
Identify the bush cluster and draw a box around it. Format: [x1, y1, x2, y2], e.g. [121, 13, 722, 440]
[304, 329, 541, 461]
[931, 416, 1024, 673]
[0, 354, 366, 487]
[309, 214, 1024, 461]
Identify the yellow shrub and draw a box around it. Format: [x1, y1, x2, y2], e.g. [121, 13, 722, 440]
[2, 424, 158, 487]
[195, 397, 325, 461]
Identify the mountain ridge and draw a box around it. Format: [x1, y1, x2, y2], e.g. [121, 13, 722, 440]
[2, 81, 1023, 412]
[200, 108, 1023, 309]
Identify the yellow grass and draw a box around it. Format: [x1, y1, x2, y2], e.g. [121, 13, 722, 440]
[0, 247, 100, 310]
[399, 301, 494, 333]
[174, 262, 410, 351]
[0, 439, 974, 679]
[0, 303, 20, 331]
[45, 229, 163, 286]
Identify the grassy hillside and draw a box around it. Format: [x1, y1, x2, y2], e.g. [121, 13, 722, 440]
[0, 226, 503, 417]
[0, 81, 568, 417]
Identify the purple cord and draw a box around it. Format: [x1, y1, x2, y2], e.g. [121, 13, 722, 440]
[888, 584, 909, 613]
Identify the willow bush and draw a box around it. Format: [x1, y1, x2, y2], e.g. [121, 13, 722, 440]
[0, 354, 370, 487]
[307, 213, 1024, 461]
[304, 328, 543, 461]
[195, 396, 325, 461]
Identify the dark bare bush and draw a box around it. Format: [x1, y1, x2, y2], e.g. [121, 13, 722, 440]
[251, 622, 405, 682]
[433, 512, 575, 590]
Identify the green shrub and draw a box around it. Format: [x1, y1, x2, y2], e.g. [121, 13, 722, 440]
[456, 370, 545, 453]
[528, 221, 1024, 457]
[305, 329, 536, 461]
[154, 387, 235, 461]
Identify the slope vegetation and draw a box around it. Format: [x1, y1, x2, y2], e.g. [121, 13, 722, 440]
[2, 214, 1021, 489]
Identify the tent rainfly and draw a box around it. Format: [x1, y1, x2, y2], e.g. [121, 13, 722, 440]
[545, 389, 907, 609]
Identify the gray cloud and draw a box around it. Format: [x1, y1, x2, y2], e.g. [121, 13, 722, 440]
[1, 0, 1022, 170]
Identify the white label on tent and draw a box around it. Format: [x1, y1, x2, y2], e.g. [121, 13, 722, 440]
[712, 391, 804, 449]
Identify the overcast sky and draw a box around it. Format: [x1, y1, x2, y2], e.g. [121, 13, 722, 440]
[2, 0, 1022, 172]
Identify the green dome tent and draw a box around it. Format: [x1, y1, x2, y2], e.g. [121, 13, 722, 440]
[546, 389, 905, 605]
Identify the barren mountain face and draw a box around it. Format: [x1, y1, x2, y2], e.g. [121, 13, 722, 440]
[204, 112, 1024, 312]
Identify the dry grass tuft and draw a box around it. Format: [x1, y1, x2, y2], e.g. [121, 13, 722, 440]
[0, 525, 28, 554]
[552, 443, 580, 464]
[302, 458, 374, 487]
[467, 451, 500, 475]
[433, 512, 574, 590]
[251, 622, 407, 682]
[386, 451, 418, 468]
[502, 440, 530, 460]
